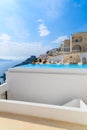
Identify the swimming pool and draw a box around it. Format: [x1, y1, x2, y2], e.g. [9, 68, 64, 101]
[15, 64, 87, 69]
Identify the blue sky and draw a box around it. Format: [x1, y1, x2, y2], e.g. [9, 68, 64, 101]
[0, 0, 87, 59]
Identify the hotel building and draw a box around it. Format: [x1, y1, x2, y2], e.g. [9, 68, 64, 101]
[61, 32, 87, 53]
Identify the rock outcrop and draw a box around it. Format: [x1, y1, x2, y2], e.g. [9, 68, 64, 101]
[14, 56, 37, 67]
[63, 54, 80, 64]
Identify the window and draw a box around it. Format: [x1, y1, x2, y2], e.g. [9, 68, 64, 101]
[75, 39, 78, 42]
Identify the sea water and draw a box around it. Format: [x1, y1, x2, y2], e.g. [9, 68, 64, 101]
[0, 59, 22, 83]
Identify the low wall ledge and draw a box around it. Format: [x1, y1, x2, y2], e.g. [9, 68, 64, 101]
[7, 68, 87, 75]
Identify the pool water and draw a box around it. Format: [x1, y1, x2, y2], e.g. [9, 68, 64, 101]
[16, 64, 87, 69]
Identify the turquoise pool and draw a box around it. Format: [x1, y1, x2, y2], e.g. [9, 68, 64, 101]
[16, 64, 87, 69]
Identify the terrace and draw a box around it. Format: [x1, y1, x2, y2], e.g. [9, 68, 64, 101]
[0, 67, 87, 128]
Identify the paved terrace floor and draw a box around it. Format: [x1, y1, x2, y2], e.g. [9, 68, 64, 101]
[0, 112, 87, 130]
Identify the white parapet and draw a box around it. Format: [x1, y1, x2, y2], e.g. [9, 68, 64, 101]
[0, 99, 87, 125]
[6, 68, 87, 105]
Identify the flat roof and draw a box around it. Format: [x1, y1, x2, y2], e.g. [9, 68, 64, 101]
[0, 112, 87, 130]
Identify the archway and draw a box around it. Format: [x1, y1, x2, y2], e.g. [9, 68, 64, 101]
[72, 45, 82, 52]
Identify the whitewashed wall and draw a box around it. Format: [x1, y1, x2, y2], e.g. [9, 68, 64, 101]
[0, 99, 87, 125]
[6, 68, 87, 105]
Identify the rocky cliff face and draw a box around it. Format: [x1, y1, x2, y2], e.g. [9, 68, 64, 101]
[14, 56, 37, 67]
[13, 46, 62, 66]
[38, 48, 59, 61]
[63, 54, 80, 64]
